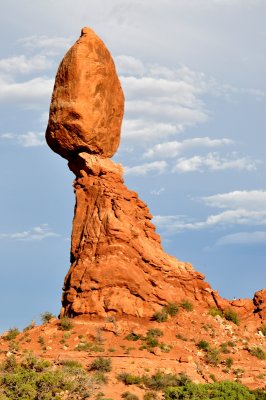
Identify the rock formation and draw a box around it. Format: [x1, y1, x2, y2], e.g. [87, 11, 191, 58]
[46, 27, 124, 160]
[46, 28, 265, 321]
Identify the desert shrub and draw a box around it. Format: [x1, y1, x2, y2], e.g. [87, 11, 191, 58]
[176, 333, 188, 341]
[252, 388, 266, 400]
[197, 340, 210, 350]
[74, 341, 92, 351]
[143, 391, 158, 400]
[224, 309, 239, 325]
[117, 372, 142, 385]
[23, 321, 35, 332]
[41, 311, 55, 324]
[144, 336, 159, 348]
[8, 340, 20, 352]
[121, 391, 139, 400]
[125, 332, 142, 341]
[0, 352, 95, 399]
[4, 327, 20, 341]
[159, 343, 172, 353]
[163, 303, 179, 316]
[151, 310, 168, 323]
[258, 324, 266, 337]
[93, 371, 108, 384]
[225, 357, 234, 368]
[205, 347, 221, 366]
[180, 300, 193, 312]
[164, 381, 255, 400]
[146, 329, 163, 338]
[249, 346, 266, 360]
[143, 371, 188, 391]
[220, 342, 230, 353]
[60, 359, 83, 369]
[59, 316, 74, 331]
[209, 307, 223, 318]
[89, 357, 112, 372]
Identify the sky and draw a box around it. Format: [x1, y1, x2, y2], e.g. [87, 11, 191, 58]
[0, 0, 265, 332]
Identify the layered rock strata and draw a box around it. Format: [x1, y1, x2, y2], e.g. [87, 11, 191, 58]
[61, 152, 218, 317]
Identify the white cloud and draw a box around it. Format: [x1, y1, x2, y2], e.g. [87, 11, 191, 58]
[154, 189, 266, 234]
[172, 152, 257, 173]
[151, 187, 165, 196]
[115, 55, 145, 76]
[202, 190, 266, 210]
[19, 35, 72, 55]
[124, 161, 167, 176]
[0, 55, 52, 75]
[1, 131, 45, 147]
[155, 208, 266, 233]
[144, 137, 232, 159]
[122, 119, 181, 141]
[215, 231, 266, 247]
[0, 76, 53, 105]
[19, 132, 45, 147]
[0, 224, 59, 241]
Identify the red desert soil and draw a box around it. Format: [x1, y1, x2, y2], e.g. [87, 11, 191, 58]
[1, 308, 265, 398]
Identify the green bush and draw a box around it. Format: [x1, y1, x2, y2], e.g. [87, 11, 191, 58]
[59, 316, 74, 331]
[118, 372, 142, 385]
[252, 388, 266, 400]
[180, 300, 193, 312]
[197, 340, 210, 350]
[125, 332, 142, 341]
[121, 391, 139, 400]
[225, 357, 234, 368]
[41, 311, 55, 324]
[151, 310, 168, 323]
[89, 357, 112, 372]
[4, 327, 20, 341]
[143, 392, 158, 400]
[220, 342, 230, 353]
[143, 371, 189, 391]
[0, 352, 95, 399]
[205, 347, 221, 366]
[74, 341, 91, 351]
[164, 381, 255, 400]
[163, 303, 179, 316]
[60, 359, 83, 369]
[209, 307, 223, 318]
[249, 346, 266, 360]
[224, 309, 239, 325]
[146, 329, 163, 338]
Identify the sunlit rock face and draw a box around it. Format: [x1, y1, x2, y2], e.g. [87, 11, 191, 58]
[46, 27, 124, 160]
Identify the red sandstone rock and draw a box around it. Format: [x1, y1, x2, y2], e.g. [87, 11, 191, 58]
[46, 27, 124, 160]
[45, 28, 265, 323]
[61, 153, 217, 318]
[253, 289, 266, 318]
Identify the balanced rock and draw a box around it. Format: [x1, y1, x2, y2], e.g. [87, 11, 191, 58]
[46, 29, 265, 323]
[46, 27, 124, 160]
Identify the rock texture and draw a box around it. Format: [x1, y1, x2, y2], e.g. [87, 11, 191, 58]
[46, 27, 124, 160]
[45, 28, 265, 323]
[61, 153, 218, 317]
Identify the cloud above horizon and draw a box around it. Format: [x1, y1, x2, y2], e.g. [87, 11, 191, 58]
[154, 190, 266, 235]
[0, 224, 59, 241]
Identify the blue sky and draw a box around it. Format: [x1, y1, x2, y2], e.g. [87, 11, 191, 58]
[0, 0, 265, 332]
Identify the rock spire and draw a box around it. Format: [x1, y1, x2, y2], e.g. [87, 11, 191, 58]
[46, 28, 265, 321]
